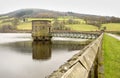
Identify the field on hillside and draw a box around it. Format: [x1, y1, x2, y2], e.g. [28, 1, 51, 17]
[0, 15, 120, 31]
[17, 22, 32, 30]
[0, 16, 14, 27]
[66, 24, 98, 31]
[16, 17, 87, 30]
[27, 18, 53, 22]
[0, 16, 8, 19]
[103, 34, 120, 78]
[57, 17, 86, 23]
[102, 23, 120, 31]
[17, 23, 96, 31]
[0, 16, 97, 31]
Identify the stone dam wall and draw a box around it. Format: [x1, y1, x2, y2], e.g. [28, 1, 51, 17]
[47, 33, 103, 78]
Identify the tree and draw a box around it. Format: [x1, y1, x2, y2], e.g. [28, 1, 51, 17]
[100, 26, 107, 32]
[52, 18, 69, 30]
[67, 18, 74, 24]
[0, 25, 14, 32]
[12, 18, 19, 30]
[52, 18, 59, 30]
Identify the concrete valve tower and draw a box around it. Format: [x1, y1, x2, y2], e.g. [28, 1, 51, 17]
[32, 20, 52, 41]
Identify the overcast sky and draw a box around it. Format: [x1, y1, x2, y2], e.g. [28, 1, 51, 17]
[0, 0, 120, 17]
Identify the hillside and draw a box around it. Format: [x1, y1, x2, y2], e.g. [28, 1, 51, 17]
[0, 9, 109, 19]
[2, 9, 65, 18]
[1, 9, 120, 23]
[0, 9, 120, 32]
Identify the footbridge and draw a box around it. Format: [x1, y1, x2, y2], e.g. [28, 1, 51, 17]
[31, 20, 101, 40]
[51, 30, 101, 39]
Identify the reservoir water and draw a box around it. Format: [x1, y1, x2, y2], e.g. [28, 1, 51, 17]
[0, 33, 89, 78]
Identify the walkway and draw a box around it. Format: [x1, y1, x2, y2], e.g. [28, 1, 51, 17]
[107, 33, 120, 40]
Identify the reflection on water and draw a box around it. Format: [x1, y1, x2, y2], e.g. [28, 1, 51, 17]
[0, 34, 91, 78]
[32, 41, 51, 60]
[1, 40, 88, 61]
[52, 41, 87, 51]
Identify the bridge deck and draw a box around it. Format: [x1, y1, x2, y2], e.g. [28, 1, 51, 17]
[51, 31, 101, 39]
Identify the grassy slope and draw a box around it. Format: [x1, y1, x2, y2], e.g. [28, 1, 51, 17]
[0, 16, 8, 19]
[17, 18, 87, 30]
[0, 17, 95, 31]
[17, 18, 53, 30]
[103, 34, 120, 78]
[66, 24, 98, 31]
[17, 23, 97, 31]
[27, 18, 53, 21]
[102, 23, 120, 31]
[0, 22, 12, 25]
[0, 17, 14, 27]
[17, 22, 32, 30]
[1, 17, 120, 31]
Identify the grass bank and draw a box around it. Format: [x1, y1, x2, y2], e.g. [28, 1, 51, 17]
[103, 34, 120, 78]
[17, 22, 32, 30]
[102, 23, 120, 31]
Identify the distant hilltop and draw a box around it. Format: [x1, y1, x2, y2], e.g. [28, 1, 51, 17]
[0, 8, 119, 19]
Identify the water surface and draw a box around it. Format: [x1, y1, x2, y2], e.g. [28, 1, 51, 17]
[0, 33, 88, 78]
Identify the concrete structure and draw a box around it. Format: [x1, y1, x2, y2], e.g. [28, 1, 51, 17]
[47, 33, 104, 78]
[32, 20, 52, 41]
